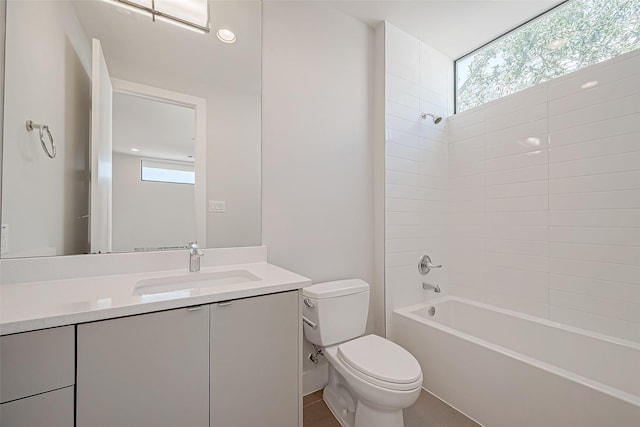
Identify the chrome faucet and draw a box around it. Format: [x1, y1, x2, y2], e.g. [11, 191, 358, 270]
[418, 254, 442, 275]
[188, 241, 204, 272]
[422, 282, 441, 293]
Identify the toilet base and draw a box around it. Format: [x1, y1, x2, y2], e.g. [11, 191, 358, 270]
[322, 364, 408, 427]
[323, 384, 355, 427]
[354, 399, 404, 427]
[323, 385, 406, 427]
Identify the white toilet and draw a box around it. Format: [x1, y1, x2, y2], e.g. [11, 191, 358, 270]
[303, 279, 423, 427]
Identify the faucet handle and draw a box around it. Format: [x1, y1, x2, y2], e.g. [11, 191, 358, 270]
[418, 255, 442, 275]
[188, 241, 204, 256]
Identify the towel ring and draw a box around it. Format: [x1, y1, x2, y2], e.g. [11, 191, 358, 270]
[26, 120, 56, 159]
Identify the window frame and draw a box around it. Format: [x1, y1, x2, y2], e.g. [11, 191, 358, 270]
[140, 158, 196, 185]
[453, 0, 577, 113]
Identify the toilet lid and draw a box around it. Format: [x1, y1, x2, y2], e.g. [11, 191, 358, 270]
[337, 335, 422, 390]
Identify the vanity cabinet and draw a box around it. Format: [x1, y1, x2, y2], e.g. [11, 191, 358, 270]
[75, 290, 301, 427]
[0, 326, 75, 427]
[210, 291, 300, 427]
[76, 306, 210, 427]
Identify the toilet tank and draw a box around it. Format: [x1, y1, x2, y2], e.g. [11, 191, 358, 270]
[302, 279, 370, 346]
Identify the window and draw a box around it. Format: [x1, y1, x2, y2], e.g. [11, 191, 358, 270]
[109, 0, 209, 33]
[141, 159, 195, 185]
[455, 0, 640, 113]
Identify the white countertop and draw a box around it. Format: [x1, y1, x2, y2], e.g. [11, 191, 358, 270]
[0, 262, 311, 335]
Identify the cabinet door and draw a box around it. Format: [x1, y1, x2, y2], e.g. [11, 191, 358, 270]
[0, 386, 74, 427]
[77, 306, 209, 427]
[210, 291, 300, 427]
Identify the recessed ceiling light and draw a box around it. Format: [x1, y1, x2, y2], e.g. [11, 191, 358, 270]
[130, 148, 140, 152]
[217, 28, 236, 44]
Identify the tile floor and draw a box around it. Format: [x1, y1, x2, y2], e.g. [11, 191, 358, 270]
[303, 389, 481, 427]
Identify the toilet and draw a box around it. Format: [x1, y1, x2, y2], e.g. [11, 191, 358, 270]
[302, 279, 423, 427]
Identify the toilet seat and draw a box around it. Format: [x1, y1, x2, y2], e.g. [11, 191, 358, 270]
[336, 335, 422, 391]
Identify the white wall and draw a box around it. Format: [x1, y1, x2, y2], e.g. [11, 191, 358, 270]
[447, 49, 640, 343]
[384, 24, 452, 335]
[262, 1, 376, 393]
[1, 0, 90, 257]
[111, 153, 196, 252]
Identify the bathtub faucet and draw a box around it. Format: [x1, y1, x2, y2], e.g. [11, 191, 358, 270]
[422, 282, 441, 293]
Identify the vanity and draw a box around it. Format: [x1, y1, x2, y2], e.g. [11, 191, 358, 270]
[0, 248, 311, 427]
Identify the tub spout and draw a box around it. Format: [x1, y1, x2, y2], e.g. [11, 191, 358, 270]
[423, 282, 441, 293]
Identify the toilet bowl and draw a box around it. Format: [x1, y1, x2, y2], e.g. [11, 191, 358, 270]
[322, 335, 422, 427]
[302, 280, 423, 427]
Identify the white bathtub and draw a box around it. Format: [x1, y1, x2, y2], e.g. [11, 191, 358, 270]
[393, 296, 640, 427]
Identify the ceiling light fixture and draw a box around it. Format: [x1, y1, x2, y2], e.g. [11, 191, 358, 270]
[103, 0, 210, 34]
[130, 148, 140, 152]
[216, 28, 236, 44]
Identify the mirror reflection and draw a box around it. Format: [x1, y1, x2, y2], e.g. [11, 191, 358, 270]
[0, 0, 262, 259]
[112, 92, 196, 253]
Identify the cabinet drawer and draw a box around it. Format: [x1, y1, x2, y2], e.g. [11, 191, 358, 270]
[0, 326, 75, 403]
[0, 386, 74, 427]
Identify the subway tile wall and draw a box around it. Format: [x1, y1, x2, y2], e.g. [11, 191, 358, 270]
[447, 49, 640, 343]
[384, 24, 452, 334]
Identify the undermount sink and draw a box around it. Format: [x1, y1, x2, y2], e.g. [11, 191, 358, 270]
[132, 270, 261, 296]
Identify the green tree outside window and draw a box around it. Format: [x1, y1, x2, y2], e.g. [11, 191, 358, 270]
[456, 0, 640, 113]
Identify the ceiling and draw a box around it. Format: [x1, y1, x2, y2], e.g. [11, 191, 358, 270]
[72, 0, 262, 94]
[112, 92, 195, 161]
[71, 0, 565, 91]
[299, 1, 566, 59]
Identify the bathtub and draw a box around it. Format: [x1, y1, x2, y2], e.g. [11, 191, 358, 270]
[393, 296, 640, 427]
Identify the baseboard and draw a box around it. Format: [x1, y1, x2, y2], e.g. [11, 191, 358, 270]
[303, 362, 329, 396]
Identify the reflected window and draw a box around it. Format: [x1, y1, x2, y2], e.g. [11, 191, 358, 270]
[141, 159, 195, 185]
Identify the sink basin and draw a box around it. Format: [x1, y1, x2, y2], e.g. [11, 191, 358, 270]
[132, 270, 261, 296]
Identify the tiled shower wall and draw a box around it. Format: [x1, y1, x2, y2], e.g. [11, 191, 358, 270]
[448, 49, 640, 343]
[384, 23, 452, 334]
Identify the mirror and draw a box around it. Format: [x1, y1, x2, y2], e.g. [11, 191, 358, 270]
[0, 0, 262, 258]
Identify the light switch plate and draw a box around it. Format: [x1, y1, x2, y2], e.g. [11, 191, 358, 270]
[208, 201, 226, 213]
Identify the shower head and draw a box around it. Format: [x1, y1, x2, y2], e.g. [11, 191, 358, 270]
[421, 113, 442, 124]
